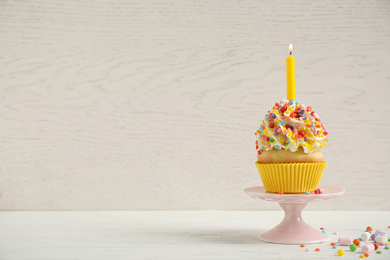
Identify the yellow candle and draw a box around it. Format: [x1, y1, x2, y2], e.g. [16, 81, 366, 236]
[286, 43, 295, 101]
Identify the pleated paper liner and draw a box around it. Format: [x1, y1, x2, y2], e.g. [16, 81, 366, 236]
[255, 161, 327, 193]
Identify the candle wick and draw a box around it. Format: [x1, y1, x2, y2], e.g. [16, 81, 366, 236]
[290, 51, 292, 55]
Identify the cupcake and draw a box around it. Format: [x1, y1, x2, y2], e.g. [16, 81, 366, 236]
[254, 99, 328, 193]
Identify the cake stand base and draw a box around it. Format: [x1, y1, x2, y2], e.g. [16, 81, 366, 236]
[244, 186, 345, 244]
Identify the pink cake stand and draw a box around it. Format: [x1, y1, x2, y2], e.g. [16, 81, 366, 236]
[244, 186, 345, 244]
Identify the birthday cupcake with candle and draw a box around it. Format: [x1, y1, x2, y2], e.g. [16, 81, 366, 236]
[254, 44, 328, 193]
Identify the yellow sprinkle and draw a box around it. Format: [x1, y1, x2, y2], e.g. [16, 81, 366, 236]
[256, 130, 261, 134]
[263, 130, 269, 135]
[360, 255, 365, 258]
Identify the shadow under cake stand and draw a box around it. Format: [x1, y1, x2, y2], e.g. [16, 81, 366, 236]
[244, 186, 345, 244]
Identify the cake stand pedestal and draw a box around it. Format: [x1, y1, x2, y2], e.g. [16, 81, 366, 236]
[244, 186, 345, 244]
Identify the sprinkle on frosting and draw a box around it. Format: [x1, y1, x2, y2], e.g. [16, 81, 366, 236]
[254, 99, 328, 154]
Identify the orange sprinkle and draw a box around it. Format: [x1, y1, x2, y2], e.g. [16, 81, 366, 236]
[330, 242, 336, 246]
[353, 239, 360, 246]
[315, 248, 320, 251]
[364, 253, 369, 257]
[367, 226, 373, 231]
[300, 244, 305, 247]
[278, 192, 284, 194]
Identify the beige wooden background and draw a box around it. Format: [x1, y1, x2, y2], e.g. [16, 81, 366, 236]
[0, 0, 389, 210]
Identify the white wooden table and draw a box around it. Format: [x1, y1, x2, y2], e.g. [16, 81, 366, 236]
[0, 211, 389, 259]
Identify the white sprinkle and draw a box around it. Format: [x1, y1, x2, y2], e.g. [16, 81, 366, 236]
[305, 248, 310, 252]
[334, 232, 339, 235]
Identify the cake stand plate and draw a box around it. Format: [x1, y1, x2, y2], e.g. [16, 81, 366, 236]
[244, 186, 345, 244]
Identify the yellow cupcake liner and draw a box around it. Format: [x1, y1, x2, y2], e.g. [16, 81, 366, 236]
[255, 161, 327, 193]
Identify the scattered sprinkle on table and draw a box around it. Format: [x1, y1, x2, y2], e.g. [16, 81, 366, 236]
[337, 249, 344, 256]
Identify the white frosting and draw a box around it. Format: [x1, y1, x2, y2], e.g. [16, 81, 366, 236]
[255, 99, 328, 154]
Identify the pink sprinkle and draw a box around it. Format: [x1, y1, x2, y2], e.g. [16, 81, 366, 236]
[388, 226, 390, 229]
[299, 117, 303, 121]
[319, 188, 323, 193]
[295, 124, 299, 128]
[380, 242, 385, 246]
[254, 132, 257, 135]
[257, 150, 261, 155]
[320, 227, 324, 230]
[267, 144, 271, 149]
[277, 128, 282, 133]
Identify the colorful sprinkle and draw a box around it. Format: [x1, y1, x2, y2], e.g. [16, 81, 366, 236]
[305, 192, 310, 195]
[337, 249, 344, 256]
[332, 245, 337, 249]
[254, 99, 328, 154]
[350, 244, 357, 251]
[315, 248, 320, 251]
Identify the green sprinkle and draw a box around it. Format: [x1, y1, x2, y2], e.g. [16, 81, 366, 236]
[385, 246, 389, 249]
[350, 244, 357, 252]
[269, 137, 274, 143]
[377, 251, 382, 254]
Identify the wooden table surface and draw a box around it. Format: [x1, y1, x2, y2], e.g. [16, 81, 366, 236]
[0, 211, 389, 259]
